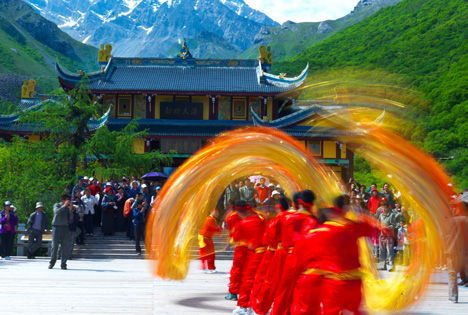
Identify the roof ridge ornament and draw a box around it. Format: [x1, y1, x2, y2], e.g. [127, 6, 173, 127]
[258, 45, 273, 73]
[177, 38, 193, 60]
[98, 44, 113, 67]
[21, 79, 37, 99]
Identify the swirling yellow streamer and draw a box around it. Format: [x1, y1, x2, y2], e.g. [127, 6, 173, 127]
[146, 119, 455, 313]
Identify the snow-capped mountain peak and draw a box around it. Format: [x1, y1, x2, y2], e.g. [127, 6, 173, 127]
[23, 0, 279, 57]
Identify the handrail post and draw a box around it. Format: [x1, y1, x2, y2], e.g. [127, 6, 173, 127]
[17, 223, 25, 256]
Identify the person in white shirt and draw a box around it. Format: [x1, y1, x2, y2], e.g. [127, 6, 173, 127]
[81, 187, 97, 236]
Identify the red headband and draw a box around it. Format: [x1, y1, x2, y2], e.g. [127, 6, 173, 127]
[297, 199, 312, 209]
[235, 205, 252, 213]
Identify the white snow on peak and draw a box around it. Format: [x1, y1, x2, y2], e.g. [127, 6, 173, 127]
[118, 0, 143, 17]
[58, 10, 87, 28]
[59, 19, 78, 28]
[82, 35, 92, 44]
[27, 2, 44, 13]
[166, 0, 182, 8]
[123, 0, 142, 10]
[91, 9, 116, 23]
[138, 25, 154, 35]
[220, 0, 246, 17]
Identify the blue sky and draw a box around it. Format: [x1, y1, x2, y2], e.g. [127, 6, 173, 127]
[243, 0, 360, 24]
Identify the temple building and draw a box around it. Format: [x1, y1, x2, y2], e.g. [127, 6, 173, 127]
[0, 43, 356, 180]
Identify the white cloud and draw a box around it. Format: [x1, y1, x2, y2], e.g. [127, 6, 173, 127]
[243, 0, 359, 24]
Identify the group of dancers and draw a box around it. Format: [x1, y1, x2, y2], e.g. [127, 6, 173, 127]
[199, 189, 378, 315]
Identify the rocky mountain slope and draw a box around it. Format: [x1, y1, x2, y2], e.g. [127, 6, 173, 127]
[0, 0, 98, 111]
[24, 0, 278, 57]
[240, 0, 402, 61]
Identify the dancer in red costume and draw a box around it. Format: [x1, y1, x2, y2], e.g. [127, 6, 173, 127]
[225, 205, 247, 301]
[232, 200, 267, 315]
[250, 197, 294, 315]
[281, 190, 321, 255]
[273, 195, 375, 315]
[198, 209, 222, 273]
[271, 190, 321, 315]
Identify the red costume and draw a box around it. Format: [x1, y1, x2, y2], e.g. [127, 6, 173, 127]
[199, 214, 221, 270]
[273, 214, 373, 315]
[226, 211, 247, 295]
[270, 209, 320, 315]
[250, 210, 295, 315]
[281, 209, 321, 254]
[233, 214, 267, 308]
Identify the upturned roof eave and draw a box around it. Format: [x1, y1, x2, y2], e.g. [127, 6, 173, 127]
[56, 58, 307, 96]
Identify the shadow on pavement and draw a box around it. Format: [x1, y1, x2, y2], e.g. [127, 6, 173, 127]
[176, 293, 233, 312]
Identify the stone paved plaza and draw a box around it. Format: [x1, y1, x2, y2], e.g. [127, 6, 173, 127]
[0, 257, 467, 314]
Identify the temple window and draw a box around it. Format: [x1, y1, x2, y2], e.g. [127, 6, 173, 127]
[117, 96, 132, 118]
[232, 97, 247, 120]
[307, 141, 322, 156]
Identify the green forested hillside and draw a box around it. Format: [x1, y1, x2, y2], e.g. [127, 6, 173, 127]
[239, 0, 401, 61]
[274, 0, 467, 189]
[0, 0, 98, 111]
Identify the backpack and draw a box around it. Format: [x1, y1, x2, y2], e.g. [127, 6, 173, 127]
[124, 198, 135, 218]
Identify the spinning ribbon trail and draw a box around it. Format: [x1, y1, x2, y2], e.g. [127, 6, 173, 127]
[146, 116, 454, 313]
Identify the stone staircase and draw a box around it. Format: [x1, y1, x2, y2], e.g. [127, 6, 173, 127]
[72, 229, 234, 260]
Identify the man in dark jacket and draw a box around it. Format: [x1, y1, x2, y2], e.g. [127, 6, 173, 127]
[49, 194, 74, 270]
[26, 202, 49, 258]
[132, 199, 146, 256]
[380, 183, 395, 208]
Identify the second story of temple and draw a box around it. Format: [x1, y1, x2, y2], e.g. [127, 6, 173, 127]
[55, 44, 309, 123]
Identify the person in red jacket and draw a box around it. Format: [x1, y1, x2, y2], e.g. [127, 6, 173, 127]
[367, 188, 380, 215]
[232, 200, 267, 315]
[225, 207, 247, 301]
[250, 197, 294, 315]
[199, 209, 222, 273]
[255, 178, 271, 206]
[271, 190, 321, 315]
[272, 195, 375, 315]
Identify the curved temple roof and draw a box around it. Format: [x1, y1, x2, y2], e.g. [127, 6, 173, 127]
[56, 57, 309, 95]
[260, 62, 309, 89]
[0, 98, 111, 134]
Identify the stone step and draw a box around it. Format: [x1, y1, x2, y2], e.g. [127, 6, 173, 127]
[72, 253, 145, 260]
[72, 230, 234, 260]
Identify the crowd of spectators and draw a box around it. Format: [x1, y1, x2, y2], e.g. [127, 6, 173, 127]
[223, 177, 285, 210]
[345, 178, 414, 271]
[0, 174, 164, 261]
[67, 175, 162, 256]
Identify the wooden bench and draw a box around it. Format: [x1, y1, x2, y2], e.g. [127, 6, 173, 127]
[15, 229, 52, 257]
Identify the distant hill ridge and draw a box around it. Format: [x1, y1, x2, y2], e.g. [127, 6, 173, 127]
[0, 0, 98, 110]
